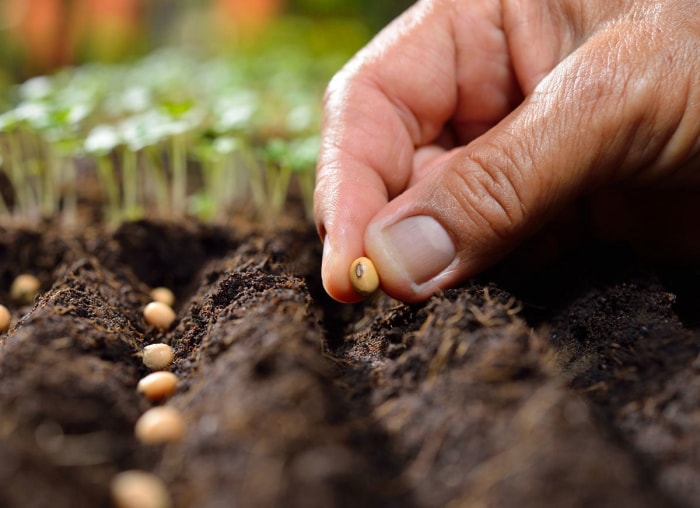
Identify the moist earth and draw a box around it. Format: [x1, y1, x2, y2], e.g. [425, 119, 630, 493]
[0, 211, 698, 508]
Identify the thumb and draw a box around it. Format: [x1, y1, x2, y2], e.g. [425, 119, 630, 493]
[365, 36, 698, 302]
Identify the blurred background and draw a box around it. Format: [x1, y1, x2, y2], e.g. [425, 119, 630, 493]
[0, 1, 416, 223]
[0, 0, 414, 81]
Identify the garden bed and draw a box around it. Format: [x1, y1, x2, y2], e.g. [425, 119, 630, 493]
[0, 202, 699, 508]
[0, 42, 698, 508]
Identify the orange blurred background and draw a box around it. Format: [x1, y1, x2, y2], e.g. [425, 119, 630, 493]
[4, 0, 144, 75]
[1, 0, 289, 76]
[0, 0, 413, 80]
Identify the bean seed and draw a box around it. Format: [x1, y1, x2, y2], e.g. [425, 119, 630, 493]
[149, 287, 175, 307]
[137, 372, 178, 401]
[349, 257, 379, 297]
[135, 406, 185, 444]
[10, 274, 41, 305]
[142, 344, 174, 370]
[143, 301, 176, 331]
[0, 305, 10, 333]
[111, 470, 172, 508]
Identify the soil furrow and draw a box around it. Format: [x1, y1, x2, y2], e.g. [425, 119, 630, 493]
[0, 220, 698, 507]
[0, 257, 159, 508]
[330, 286, 677, 507]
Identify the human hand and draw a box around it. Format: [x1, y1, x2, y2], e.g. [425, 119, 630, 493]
[314, 0, 700, 303]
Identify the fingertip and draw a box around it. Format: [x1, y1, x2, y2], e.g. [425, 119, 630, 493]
[321, 236, 366, 304]
[315, 162, 391, 304]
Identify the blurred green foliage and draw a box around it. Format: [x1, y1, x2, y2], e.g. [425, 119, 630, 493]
[0, 0, 415, 224]
[0, 0, 413, 80]
[289, 0, 414, 30]
[0, 46, 337, 223]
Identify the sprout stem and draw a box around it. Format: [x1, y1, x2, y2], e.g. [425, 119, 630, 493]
[217, 153, 242, 221]
[57, 153, 77, 226]
[143, 147, 170, 218]
[0, 141, 12, 216]
[243, 146, 266, 216]
[297, 170, 315, 220]
[270, 162, 291, 217]
[170, 134, 187, 217]
[96, 155, 120, 223]
[43, 149, 57, 218]
[7, 133, 33, 218]
[122, 147, 140, 220]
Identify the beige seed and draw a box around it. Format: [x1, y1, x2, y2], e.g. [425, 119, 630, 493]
[10, 274, 41, 305]
[142, 343, 175, 370]
[137, 372, 178, 401]
[111, 470, 172, 508]
[0, 304, 10, 333]
[149, 287, 175, 307]
[135, 406, 185, 444]
[143, 301, 176, 331]
[349, 257, 380, 297]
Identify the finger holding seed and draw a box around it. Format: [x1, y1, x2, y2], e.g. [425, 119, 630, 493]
[349, 257, 380, 297]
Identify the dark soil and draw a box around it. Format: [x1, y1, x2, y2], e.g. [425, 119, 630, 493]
[0, 209, 698, 508]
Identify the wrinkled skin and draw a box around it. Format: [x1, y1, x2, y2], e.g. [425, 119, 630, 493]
[314, 0, 700, 303]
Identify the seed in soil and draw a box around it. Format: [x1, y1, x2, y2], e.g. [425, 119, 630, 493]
[143, 301, 176, 331]
[142, 344, 175, 370]
[10, 274, 41, 305]
[111, 470, 172, 508]
[137, 372, 178, 401]
[0, 304, 10, 333]
[135, 406, 185, 444]
[149, 287, 175, 307]
[349, 257, 380, 297]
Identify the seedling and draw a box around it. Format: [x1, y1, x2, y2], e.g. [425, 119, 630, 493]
[0, 304, 10, 333]
[134, 406, 185, 444]
[111, 470, 172, 508]
[349, 257, 380, 297]
[143, 302, 176, 331]
[10, 273, 41, 305]
[84, 124, 121, 221]
[190, 135, 248, 221]
[0, 46, 335, 225]
[286, 135, 320, 219]
[137, 372, 178, 402]
[142, 343, 175, 370]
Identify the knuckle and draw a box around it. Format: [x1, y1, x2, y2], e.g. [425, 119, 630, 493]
[445, 147, 529, 240]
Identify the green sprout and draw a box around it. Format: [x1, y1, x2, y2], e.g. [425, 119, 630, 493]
[84, 124, 121, 222]
[0, 42, 339, 226]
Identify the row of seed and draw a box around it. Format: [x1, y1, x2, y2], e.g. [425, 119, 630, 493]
[117, 258, 380, 506]
[0, 255, 380, 335]
[113, 287, 183, 508]
[0, 274, 182, 507]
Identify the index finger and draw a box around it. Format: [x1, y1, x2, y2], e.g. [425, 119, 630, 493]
[314, 0, 509, 302]
[314, 2, 458, 302]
